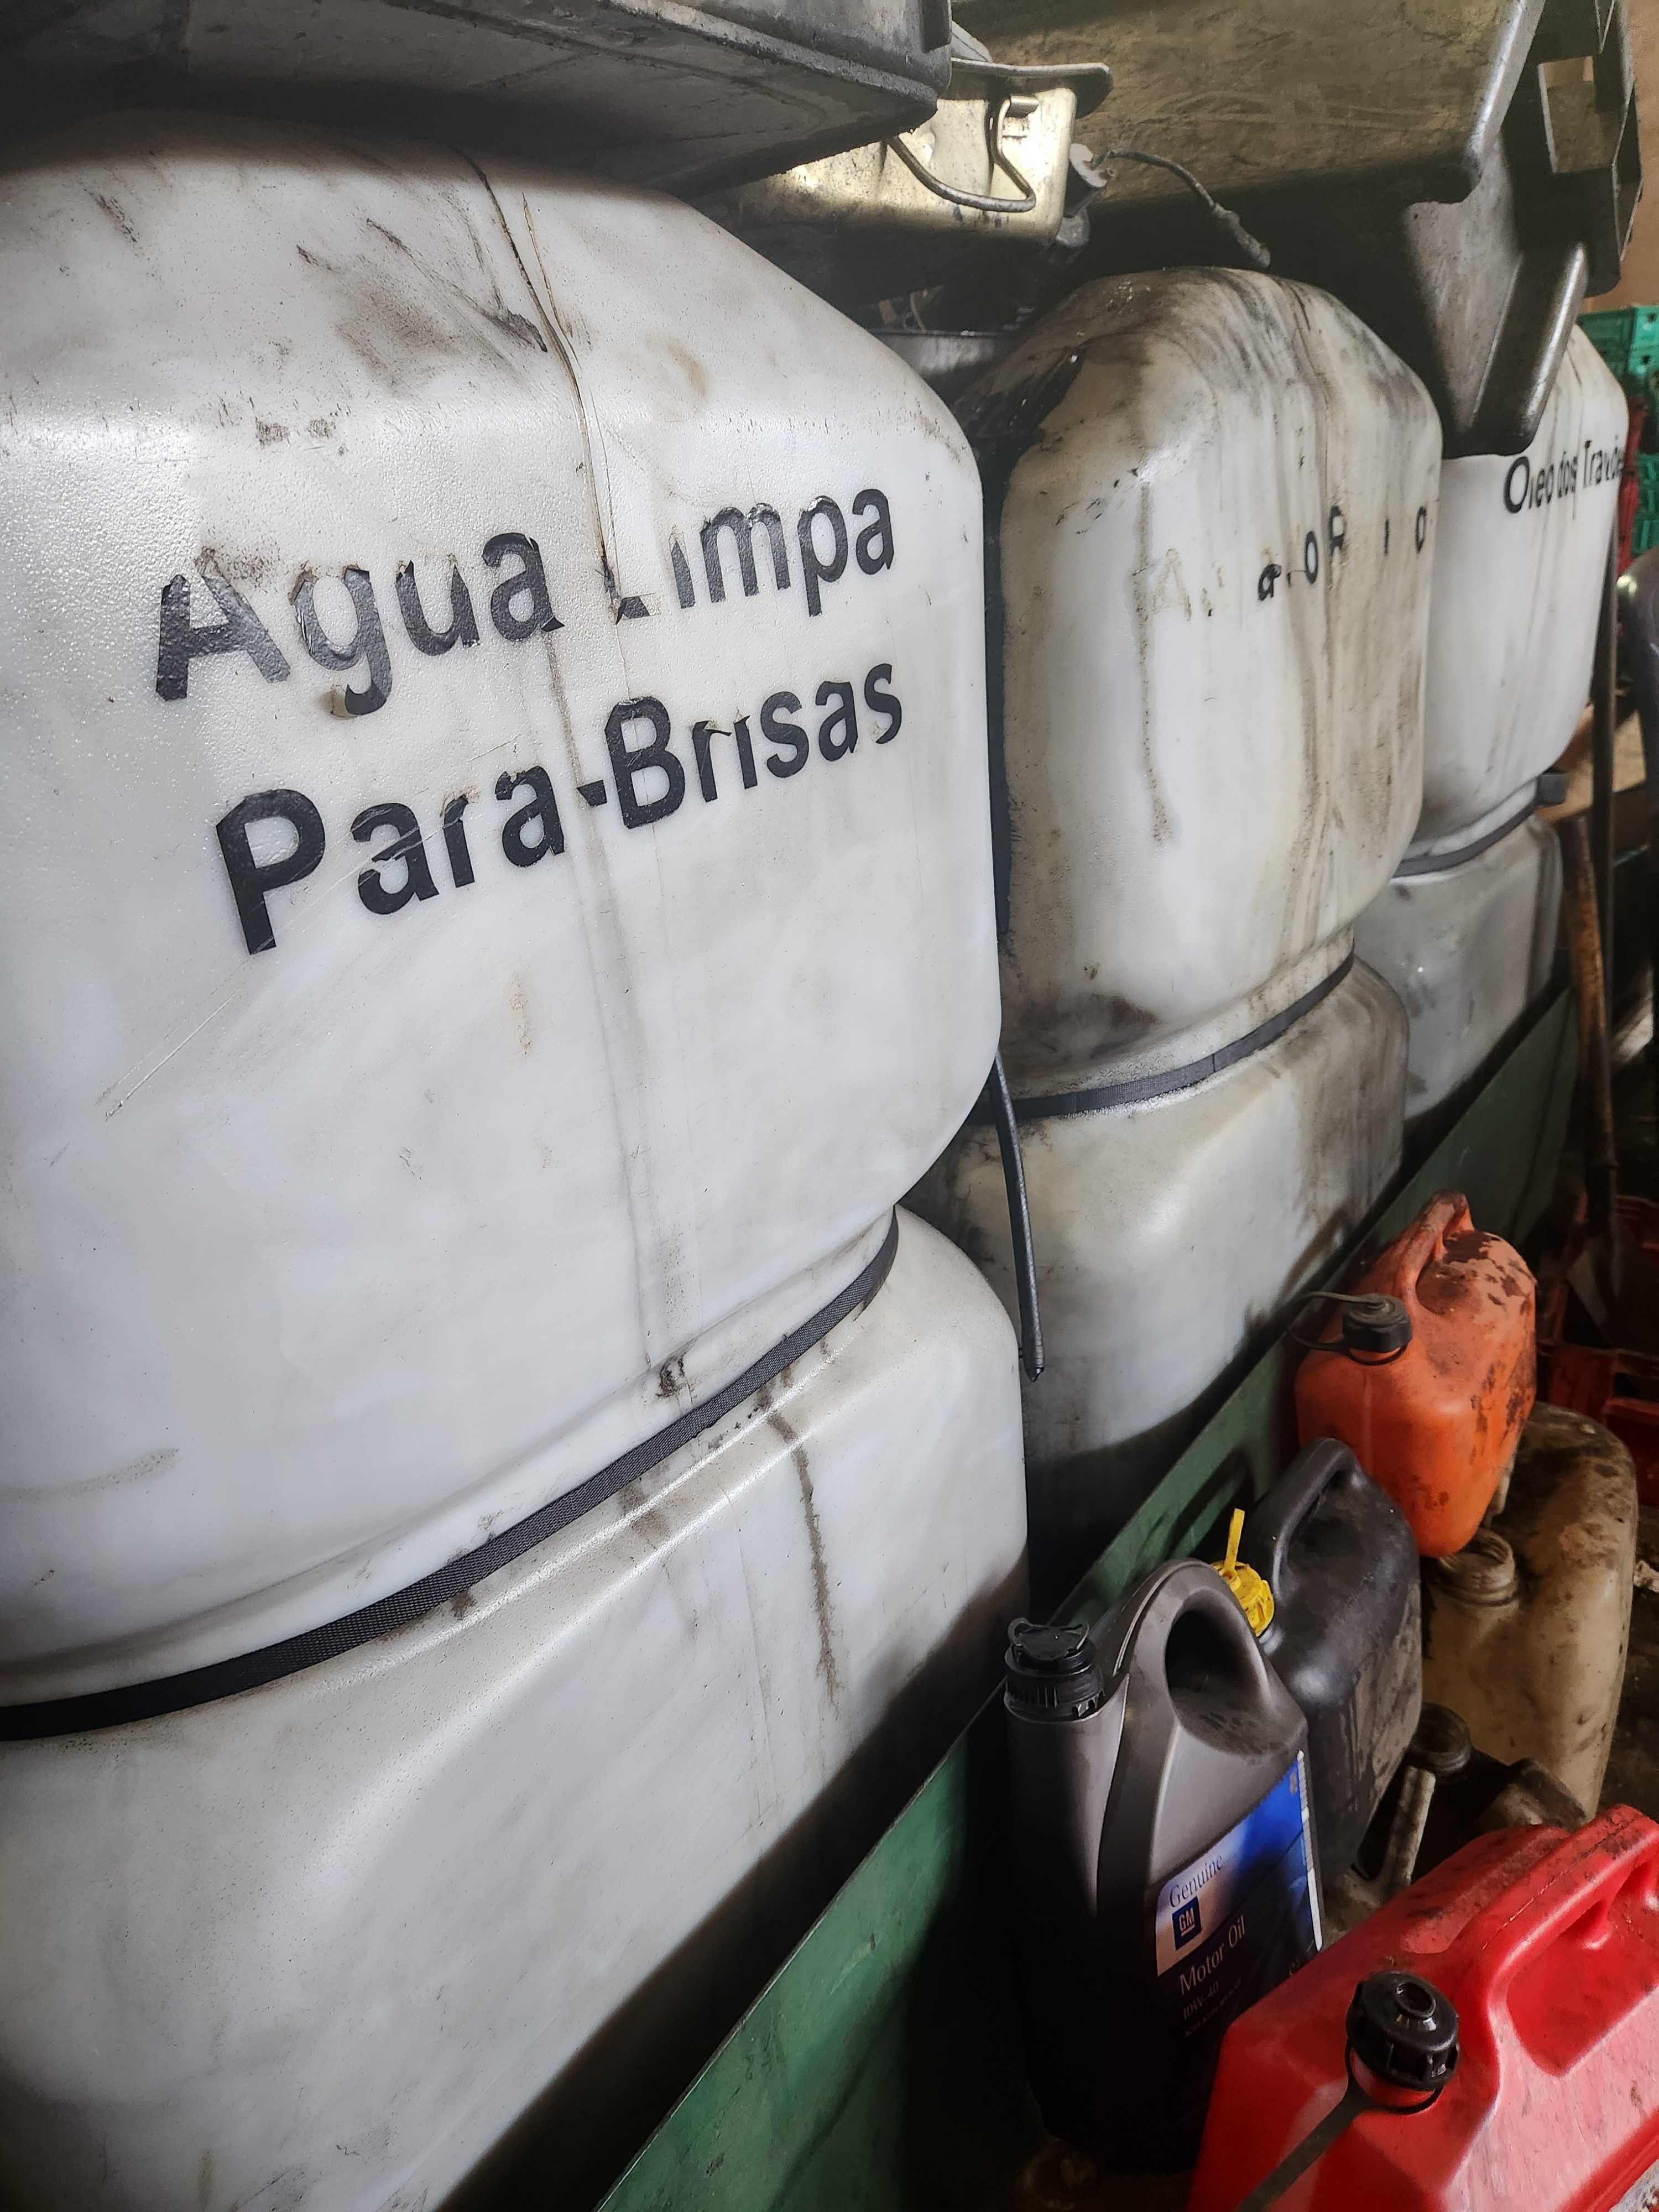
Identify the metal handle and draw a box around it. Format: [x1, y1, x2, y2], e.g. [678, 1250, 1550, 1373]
[884, 95, 1039, 216]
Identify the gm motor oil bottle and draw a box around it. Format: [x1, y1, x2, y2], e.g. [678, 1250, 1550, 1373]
[1006, 1561, 1322, 2172]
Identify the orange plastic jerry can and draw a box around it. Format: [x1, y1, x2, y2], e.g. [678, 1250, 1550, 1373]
[1295, 1191, 1535, 1557]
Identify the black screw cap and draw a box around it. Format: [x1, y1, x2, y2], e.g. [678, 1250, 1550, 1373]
[1340, 1293, 1412, 1357]
[1004, 1618, 1104, 1717]
[1347, 1971, 1459, 2094]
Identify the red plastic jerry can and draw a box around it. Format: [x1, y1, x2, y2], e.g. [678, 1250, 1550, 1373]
[1188, 1806, 1659, 2210]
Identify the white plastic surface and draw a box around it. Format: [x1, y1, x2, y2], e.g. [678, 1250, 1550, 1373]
[1416, 328, 1626, 849]
[0, 1212, 1026, 2212]
[973, 269, 1441, 1090]
[0, 114, 998, 1698]
[914, 961, 1406, 1600]
[1356, 814, 1561, 1124]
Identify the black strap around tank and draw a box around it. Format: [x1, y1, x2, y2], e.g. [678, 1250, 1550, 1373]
[992, 952, 1354, 1125]
[1391, 795, 1536, 878]
[0, 1212, 901, 1743]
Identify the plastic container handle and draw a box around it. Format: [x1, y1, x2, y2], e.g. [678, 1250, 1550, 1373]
[1374, 1191, 1472, 1308]
[1451, 1807, 1659, 2023]
[1249, 1440, 1366, 1594]
[1108, 1559, 1283, 1711]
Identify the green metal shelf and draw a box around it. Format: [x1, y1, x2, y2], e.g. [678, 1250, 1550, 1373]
[591, 986, 1577, 2212]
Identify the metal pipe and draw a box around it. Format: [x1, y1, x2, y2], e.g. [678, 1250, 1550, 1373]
[1591, 524, 1619, 1018]
[1616, 547, 1659, 1089]
[1562, 813, 1619, 1266]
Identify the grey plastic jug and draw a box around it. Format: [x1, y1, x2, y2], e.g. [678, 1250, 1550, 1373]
[1006, 1561, 1323, 2172]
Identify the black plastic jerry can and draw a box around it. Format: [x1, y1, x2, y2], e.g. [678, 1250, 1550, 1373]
[1253, 1440, 1422, 1884]
[1006, 1560, 1322, 2173]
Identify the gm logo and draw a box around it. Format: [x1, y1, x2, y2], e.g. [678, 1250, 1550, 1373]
[1173, 1898, 1202, 1950]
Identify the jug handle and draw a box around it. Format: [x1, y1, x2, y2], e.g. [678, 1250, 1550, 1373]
[1248, 1439, 1367, 1595]
[1450, 1806, 1659, 2027]
[1107, 1559, 1282, 1712]
[1375, 1190, 1472, 1307]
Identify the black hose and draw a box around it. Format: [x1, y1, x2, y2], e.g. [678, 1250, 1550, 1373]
[986, 1050, 1044, 1380]
[1099, 147, 1272, 270]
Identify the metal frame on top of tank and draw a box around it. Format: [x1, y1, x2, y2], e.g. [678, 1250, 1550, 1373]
[594, 983, 1578, 2212]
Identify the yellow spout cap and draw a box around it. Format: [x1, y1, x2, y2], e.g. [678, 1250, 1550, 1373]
[1212, 1507, 1275, 1636]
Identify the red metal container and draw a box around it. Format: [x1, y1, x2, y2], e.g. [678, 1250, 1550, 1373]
[1189, 1807, 1659, 2211]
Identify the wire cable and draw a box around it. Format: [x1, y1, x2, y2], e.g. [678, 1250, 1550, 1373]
[1099, 146, 1271, 269]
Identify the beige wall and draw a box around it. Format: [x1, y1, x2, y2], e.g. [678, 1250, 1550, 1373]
[1592, 0, 1659, 304]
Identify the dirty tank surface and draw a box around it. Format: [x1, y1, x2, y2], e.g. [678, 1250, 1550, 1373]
[0, 106, 1029, 2212]
[0, 108, 999, 1697]
[962, 267, 1440, 1094]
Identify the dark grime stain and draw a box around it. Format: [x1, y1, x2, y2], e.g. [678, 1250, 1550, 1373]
[486, 306, 549, 352]
[656, 1355, 687, 1401]
[766, 1403, 841, 1705]
[89, 190, 137, 246]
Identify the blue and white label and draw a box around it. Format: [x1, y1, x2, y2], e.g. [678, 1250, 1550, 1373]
[1152, 1754, 1322, 2043]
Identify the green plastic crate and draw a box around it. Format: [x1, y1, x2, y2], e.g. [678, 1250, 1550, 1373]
[1581, 305, 1659, 391]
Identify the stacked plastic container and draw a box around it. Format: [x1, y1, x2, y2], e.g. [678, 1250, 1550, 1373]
[1356, 328, 1626, 1125]
[915, 269, 1441, 1601]
[0, 114, 1027, 2211]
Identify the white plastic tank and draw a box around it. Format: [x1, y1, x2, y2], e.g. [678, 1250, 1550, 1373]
[0, 112, 1000, 1704]
[914, 270, 1436, 1598]
[0, 112, 1028, 2208]
[1413, 326, 1626, 854]
[956, 269, 1441, 1093]
[1356, 815, 1562, 1126]
[1351, 332, 1615, 1125]
[0, 1210, 1026, 2212]
[916, 962, 1406, 1604]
